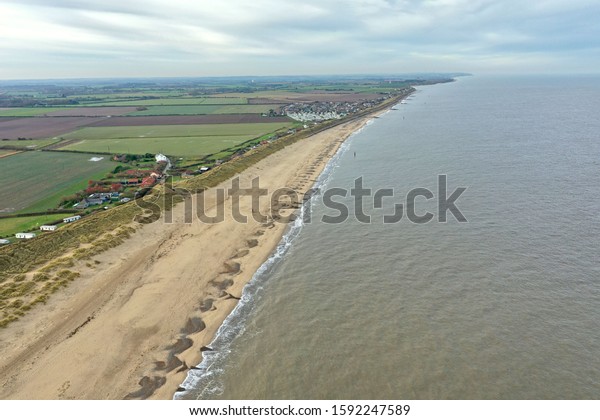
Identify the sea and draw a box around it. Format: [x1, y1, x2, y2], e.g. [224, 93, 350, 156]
[177, 75, 600, 399]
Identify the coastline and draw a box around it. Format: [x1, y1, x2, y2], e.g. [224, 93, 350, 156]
[174, 110, 372, 399]
[0, 104, 395, 400]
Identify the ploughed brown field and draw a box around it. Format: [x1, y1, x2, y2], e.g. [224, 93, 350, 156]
[0, 117, 103, 139]
[88, 114, 293, 127]
[46, 107, 138, 117]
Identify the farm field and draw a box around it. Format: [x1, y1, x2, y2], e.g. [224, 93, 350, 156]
[210, 90, 297, 99]
[60, 135, 257, 156]
[88, 97, 248, 106]
[0, 108, 69, 117]
[61, 122, 292, 140]
[58, 122, 293, 156]
[0, 152, 117, 213]
[211, 91, 385, 101]
[0, 116, 102, 139]
[88, 115, 291, 127]
[128, 104, 278, 116]
[0, 139, 60, 149]
[0, 214, 73, 238]
[46, 107, 138, 117]
[68, 91, 187, 100]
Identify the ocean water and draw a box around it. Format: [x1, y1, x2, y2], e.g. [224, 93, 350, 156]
[178, 75, 600, 399]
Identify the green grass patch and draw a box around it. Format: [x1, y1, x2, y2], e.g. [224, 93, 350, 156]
[61, 123, 291, 140]
[89, 97, 248, 106]
[67, 91, 187, 100]
[61, 136, 257, 156]
[127, 104, 275, 116]
[58, 123, 293, 156]
[0, 152, 117, 213]
[0, 214, 72, 237]
[209, 90, 294, 99]
[0, 139, 61, 149]
[0, 108, 69, 117]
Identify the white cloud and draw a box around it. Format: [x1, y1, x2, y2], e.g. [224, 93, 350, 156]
[0, 0, 599, 78]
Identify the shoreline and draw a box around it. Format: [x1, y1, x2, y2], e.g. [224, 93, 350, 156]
[0, 102, 397, 400]
[166, 106, 390, 399]
[173, 109, 367, 399]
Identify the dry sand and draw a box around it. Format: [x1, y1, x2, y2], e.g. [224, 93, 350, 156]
[0, 113, 382, 400]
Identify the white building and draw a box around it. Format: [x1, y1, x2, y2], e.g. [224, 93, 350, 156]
[0, 239, 10, 245]
[63, 215, 82, 223]
[40, 225, 57, 231]
[15, 232, 36, 239]
[155, 153, 168, 162]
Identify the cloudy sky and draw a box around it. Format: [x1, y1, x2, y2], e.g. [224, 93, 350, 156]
[1, 0, 599, 79]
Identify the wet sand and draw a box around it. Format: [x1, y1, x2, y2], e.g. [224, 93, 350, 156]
[0, 113, 383, 399]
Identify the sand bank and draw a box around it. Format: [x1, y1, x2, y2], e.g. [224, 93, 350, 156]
[0, 111, 384, 399]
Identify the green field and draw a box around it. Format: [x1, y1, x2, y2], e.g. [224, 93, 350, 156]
[58, 122, 292, 156]
[87, 97, 248, 106]
[0, 152, 117, 213]
[211, 90, 294, 99]
[128, 104, 278, 116]
[0, 139, 60, 149]
[61, 136, 257, 156]
[0, 107, 69, 117]
[61, 123, 291, 140]
[68, 91, 187, 100]
[0, 214, 73, 237]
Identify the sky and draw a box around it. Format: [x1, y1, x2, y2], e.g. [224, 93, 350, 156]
[1, 0, 599, 79]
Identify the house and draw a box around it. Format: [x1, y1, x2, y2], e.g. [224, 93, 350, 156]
[141, 176, 156, 188]
[75, 199, 93, 209]
[40, 225, 57, 231]
[121, 178, 140, 186]
[63, 215, 82, 223]
[86, 197, 105, 206]
[0, 239, 10, 245]
[15, 232, 36, 239]
[75, 195, 106, 209]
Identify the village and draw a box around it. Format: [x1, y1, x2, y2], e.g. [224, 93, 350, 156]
[282, 87, 413, 121]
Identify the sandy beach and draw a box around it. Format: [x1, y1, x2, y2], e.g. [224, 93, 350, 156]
[0, 112, 381, 399]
